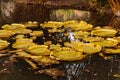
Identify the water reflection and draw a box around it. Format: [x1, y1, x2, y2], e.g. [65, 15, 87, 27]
[50, 9, 90, 21]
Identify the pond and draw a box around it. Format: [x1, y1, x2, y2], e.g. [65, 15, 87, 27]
[0, 1, 120, 80]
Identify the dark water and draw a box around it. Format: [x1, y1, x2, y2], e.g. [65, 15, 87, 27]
[1, 54, 120, 80]
[0, 1, 120, 80]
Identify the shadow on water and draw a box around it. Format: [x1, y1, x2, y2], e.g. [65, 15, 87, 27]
[0, 1, 120, 80]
